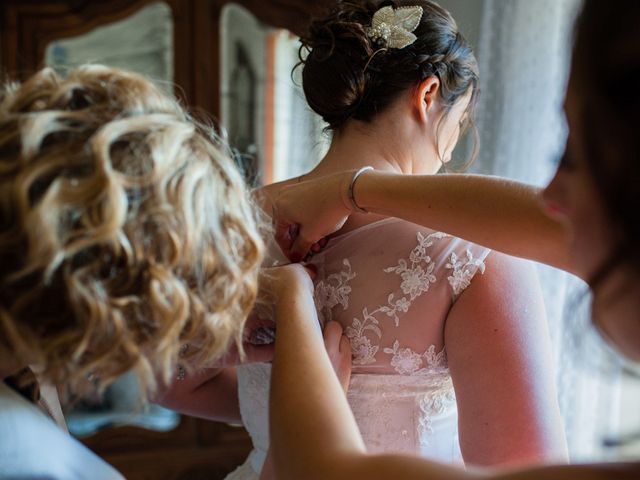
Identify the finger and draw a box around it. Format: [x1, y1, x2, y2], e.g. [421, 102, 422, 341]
[289, 228, 315, 263]
[323, 321, 344, 355]
[338, 336, 353, 390]
[323, 322, 352, 393]
[340, 334, 352, 358]
[288, 224, 299, 241]
[309, 236, 330, 255]
[242, 313, 262, 339]
[273, 219, 296, 259]
[303, 263, 317, 280]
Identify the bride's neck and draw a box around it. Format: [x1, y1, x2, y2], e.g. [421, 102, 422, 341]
[309, 118, 433, 178]
[305, 120, 424, 235]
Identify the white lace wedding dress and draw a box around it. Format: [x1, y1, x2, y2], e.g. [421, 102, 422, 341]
[226, 217, 490, 479]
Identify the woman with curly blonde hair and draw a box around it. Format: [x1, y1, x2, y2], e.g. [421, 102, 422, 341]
[0, 64, 263, 478]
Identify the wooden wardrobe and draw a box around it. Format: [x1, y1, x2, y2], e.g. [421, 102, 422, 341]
[0, 1, 331, 478]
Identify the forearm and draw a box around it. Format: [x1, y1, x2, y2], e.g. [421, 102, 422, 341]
[155, 367, 241, 424]
[270, 286, 366, 479]
[354, 172, 576, 275]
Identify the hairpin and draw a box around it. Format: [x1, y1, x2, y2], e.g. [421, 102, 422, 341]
[365, 6, 423, 49]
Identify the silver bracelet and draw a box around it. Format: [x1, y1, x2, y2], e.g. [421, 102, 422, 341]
[348, 166, 373, 213]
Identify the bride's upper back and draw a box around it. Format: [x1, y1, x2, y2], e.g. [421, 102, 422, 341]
[257, 181, 490, 377]
[306, 217, 489, 375]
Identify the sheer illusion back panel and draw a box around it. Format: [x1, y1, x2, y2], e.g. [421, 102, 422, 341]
[311, 218, 489, 375]
[229, 218, 490, 478]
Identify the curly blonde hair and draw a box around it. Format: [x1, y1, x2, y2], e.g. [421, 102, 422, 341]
[0, 65, 263, 399]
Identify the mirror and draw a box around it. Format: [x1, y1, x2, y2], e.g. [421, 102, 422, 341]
[220, 3, 329, 186]
[45, 2, 174, 94]
[44, 1, 179, 438]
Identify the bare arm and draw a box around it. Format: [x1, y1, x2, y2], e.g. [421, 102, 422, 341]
[152, 303, 279, 422]
[274, 171, 575, 276]
[154, 367, 241, 424]
[445, 252, 567, 466]
[269, 267, 640, 480]
[259, 320, 351, 480]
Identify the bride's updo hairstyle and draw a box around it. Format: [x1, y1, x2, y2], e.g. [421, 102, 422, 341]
[0, 65, 263, 399]
[300, 0, 479, 147]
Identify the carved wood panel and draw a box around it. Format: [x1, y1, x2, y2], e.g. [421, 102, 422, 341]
[0, 0, 333, 116]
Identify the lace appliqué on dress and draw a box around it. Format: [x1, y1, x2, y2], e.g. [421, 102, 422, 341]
[418, 375, 456, 444]
[384, 231, 445, 302]
[345, 307, 382, 365]
[379, 342, 456, 444]
[445, 249, 486, 297]
[383, 341, 448, 375]
[314, 259, 357, 324]
[345, 232, 447, 365]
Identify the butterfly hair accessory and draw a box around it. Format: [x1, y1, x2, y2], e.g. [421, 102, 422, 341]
[365, 5, 423, 49]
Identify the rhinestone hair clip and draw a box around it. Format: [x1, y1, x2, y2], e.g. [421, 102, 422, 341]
[365, 5, 424, 49]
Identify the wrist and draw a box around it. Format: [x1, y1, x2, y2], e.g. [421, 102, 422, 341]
[270, 266, 314, 308]
[339, 167, 373, 214]
[339, 170, 357, 213]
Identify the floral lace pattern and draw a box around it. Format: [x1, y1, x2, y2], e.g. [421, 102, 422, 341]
[446, 250, 486, 297]
[326, 231, 487, 368]
[418, 375, 456, 442]
[383, 341, 448, 375]
[313, 259, 356, 323]
[384, 231, 445, 301]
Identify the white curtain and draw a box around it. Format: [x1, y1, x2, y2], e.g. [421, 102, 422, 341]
[468, 0, 627, 460]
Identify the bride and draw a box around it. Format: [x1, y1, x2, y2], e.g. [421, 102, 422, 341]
[157, 2, 567, 478]
[224, 1, 567, 478]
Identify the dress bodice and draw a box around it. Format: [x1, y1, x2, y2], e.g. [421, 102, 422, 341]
[226, 218, 490, 478]
[310, 218, 488, 375]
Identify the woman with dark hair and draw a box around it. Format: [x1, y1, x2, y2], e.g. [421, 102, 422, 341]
[269, 0, 640, 478]
[222, 1, 566, 478]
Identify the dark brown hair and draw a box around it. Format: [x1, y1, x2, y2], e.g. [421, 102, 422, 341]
[572, 0, 640, 281]
[299, 0, 479, 155]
